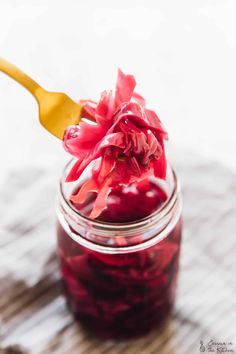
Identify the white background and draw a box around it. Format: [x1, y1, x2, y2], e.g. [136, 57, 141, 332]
[1, 0, 236, 183]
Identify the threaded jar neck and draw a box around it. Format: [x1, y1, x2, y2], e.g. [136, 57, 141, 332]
[57, 160, 182, 254]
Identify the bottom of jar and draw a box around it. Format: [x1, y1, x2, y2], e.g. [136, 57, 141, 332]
[63, 281, 175, 339]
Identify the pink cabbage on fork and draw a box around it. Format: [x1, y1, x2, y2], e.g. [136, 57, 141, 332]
[63, 69, 168, 219]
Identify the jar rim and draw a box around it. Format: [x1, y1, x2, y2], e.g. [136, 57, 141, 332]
[58, 159, 181, 232]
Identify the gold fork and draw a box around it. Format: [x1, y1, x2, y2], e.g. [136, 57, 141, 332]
[0, 57, 82, 139]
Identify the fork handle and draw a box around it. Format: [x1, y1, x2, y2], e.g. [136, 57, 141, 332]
[0, 57, 44, 102]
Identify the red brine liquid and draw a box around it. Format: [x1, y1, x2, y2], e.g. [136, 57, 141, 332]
[57, 181, 182, 338]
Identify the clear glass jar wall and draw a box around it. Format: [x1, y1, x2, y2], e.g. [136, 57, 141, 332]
[56, 161, 182, 338]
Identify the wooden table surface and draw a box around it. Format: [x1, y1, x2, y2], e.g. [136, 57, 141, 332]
[0, 150, 235, 354]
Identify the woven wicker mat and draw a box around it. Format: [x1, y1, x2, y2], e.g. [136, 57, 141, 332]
[0, 149, 235, 354]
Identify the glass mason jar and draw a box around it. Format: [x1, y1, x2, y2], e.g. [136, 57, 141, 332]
[56, 160, 182, 338]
